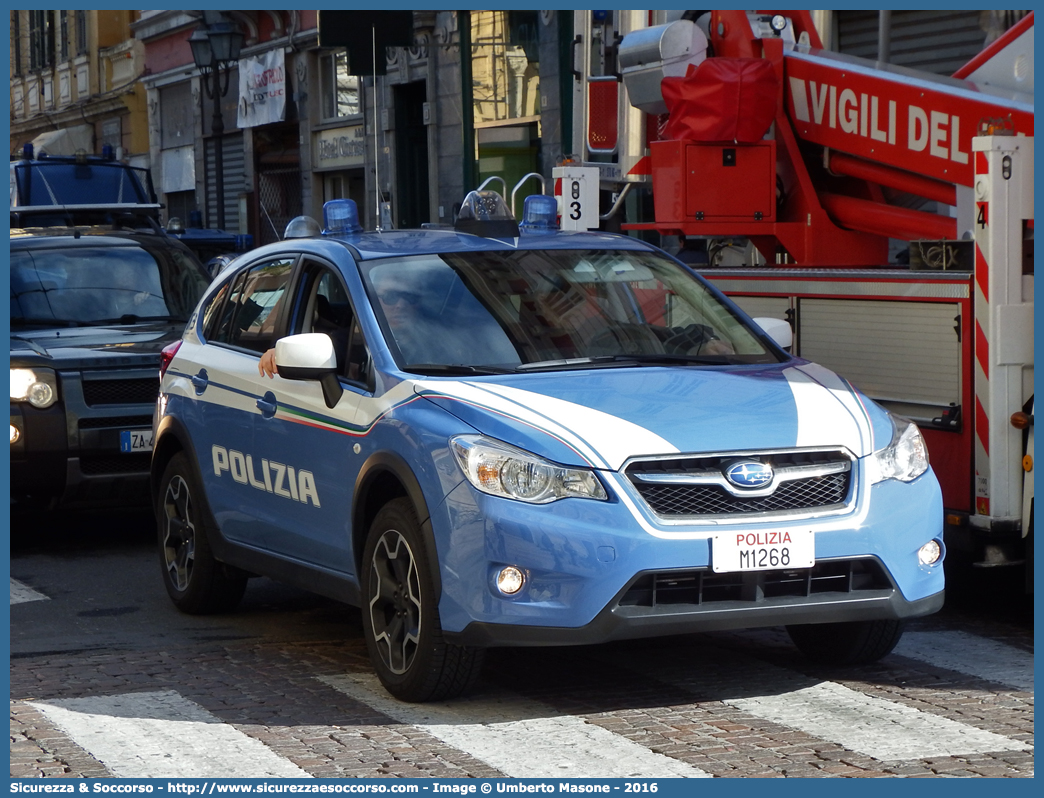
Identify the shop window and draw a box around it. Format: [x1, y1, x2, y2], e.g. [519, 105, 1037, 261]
[320, 51, 361, 121]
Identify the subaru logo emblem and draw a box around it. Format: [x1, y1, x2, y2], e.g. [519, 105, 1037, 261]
[724, 460, 773, 488]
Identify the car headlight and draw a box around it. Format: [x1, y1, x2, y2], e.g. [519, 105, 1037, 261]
[10, 368, 58, 409]
[451, 434, 608, 503]
[868, 415, 929, 484]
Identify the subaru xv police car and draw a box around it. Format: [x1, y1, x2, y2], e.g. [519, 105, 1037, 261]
[151, 194, 944, 702]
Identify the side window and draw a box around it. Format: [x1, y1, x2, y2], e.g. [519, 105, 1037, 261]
[297, 264, 371, 387]
[345, 316, 372, 388]
[210, 258, 296, 353]
[207, 270, 247, 343]
[201, 279, 232, 340]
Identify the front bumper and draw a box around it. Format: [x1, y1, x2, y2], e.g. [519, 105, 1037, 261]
[435, 465, 945, 646]
[11, 400, 152, 509]
[448, 574, 944, 647]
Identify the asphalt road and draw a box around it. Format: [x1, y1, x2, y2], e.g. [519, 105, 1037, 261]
[9, 509, 1035, 779]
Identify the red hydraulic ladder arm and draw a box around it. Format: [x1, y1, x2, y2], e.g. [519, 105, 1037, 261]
[628, 10, 887, 265]
[772, 15, 1033, 242]
[686, 10, 887, 264]
[665, 10, 1034, 264]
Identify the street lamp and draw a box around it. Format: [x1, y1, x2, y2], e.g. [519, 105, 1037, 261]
[190, 20, 244, 231]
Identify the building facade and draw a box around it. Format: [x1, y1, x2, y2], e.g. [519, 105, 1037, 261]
[10, 11, 148, 167]
[124, 10, 572, 244]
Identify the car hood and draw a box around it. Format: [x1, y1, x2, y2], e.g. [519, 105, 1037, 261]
[416, 362, 894, 470]
[10, 321, 185, 369]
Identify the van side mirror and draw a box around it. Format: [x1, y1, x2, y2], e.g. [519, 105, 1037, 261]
[752, 317, 793, 351]
[274, 333, 344, 408]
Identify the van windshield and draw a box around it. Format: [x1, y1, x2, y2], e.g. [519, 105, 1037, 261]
[361, 248, 782, 371]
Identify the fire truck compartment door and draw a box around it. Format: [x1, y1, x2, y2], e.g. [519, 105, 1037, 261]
[797, 298, 961, 425]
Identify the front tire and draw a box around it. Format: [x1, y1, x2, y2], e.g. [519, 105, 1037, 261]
[786, 619, 905, 666]
[361, 498, 484, 702]
[156, 452, 247, 614]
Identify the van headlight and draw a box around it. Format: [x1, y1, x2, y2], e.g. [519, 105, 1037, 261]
[10, 368, 58, 409]
[451, 435, 608, 503]
[868, 415, 929, 484]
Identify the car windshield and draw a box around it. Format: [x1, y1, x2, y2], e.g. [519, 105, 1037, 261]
[361, 247, 781, 371]
[12, 162, 152, 205]
[10, 243, 211, 326]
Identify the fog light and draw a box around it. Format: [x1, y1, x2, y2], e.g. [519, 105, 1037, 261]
[918, 540, 942, 566]
[495, 566, 525, 595]
[10, 424, 20, 444]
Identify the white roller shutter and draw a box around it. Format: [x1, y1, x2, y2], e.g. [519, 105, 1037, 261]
[798, 298, 961, 420]
[836, 10, 986, 76]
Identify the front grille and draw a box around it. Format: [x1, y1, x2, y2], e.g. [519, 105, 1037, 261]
[82, 378, 160, 406]
[618, 559, 892, 609]
[78, 415, 153, 430]
[637, 474, 848, 515]
[80, 454, 151, 475]
[626, 449, 853, 519]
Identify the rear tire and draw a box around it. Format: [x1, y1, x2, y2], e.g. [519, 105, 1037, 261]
[361, 498, 484, 702]
[156, 452, 247, 614]
[786, 619, 905, 666]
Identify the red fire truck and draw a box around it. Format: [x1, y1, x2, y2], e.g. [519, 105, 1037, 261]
[566, 10, 1034, 588]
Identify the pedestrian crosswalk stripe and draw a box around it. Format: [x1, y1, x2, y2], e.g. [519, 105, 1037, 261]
[587, 641, 1026, 761]
[894, 630, 1034, 692]
[319, 673, 712, 778]
[726, 679, 1023, 760]
[10, 578, 49, 605]
[28, 690, 311, 778]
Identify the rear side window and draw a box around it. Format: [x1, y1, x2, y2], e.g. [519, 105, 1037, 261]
[207, 257, 295, 353]
[201, 280, 232, 339]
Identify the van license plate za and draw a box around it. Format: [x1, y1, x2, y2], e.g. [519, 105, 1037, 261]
[712, 529, 814, 573]
[120, 429, 154, 453]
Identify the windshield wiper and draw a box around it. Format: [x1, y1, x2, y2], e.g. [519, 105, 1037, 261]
[11, 317, 83, 327]
[404, 363, 515, 376]
[516, 353, 730, 371]
[609, 353, 731, 365]
[95, 314, 185, 325]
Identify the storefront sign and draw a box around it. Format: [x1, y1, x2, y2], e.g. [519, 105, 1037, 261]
[238, 49, 286, 128]
[313, 125, 366, 170]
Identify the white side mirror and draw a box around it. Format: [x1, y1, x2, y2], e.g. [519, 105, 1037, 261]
[274, 333, 342, 408]
[752, 317, 793, 350]
[275, 333, 336, 371]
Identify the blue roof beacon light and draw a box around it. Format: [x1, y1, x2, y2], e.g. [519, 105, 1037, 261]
[454, 190, 520, 238]
[519, 194, 560, 233]
[322, 199, 363, 236]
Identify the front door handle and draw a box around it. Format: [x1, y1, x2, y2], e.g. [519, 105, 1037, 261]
[256, 390, 278, 419]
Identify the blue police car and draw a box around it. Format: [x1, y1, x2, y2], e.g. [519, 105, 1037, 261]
[151, 193, 944, 702]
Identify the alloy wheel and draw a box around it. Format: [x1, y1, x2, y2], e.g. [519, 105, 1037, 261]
[162, 475, 196, 592]
[367, 529, 422, 674]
